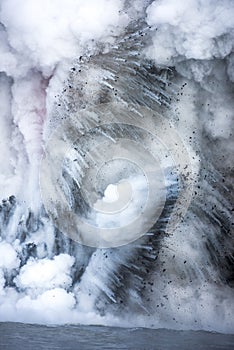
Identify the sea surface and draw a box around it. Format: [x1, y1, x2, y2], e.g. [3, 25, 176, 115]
[1, 322, 234, 350]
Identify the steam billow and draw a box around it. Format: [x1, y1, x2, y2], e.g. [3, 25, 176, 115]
[0, 0, 233, 333]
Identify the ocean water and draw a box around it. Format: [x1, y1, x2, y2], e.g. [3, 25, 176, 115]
[1, 323, 234, 350]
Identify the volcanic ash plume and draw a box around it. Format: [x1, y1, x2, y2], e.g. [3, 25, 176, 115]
[0, 0, 233, 333]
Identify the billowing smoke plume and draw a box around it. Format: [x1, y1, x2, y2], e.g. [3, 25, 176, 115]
[0, 0, 233, 333]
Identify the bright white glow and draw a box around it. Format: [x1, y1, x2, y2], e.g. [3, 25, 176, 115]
[102, 184, 119, 203]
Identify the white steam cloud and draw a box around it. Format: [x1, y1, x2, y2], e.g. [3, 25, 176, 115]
[145, 0, 234, 65]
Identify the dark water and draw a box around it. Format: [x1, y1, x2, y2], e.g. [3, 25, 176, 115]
[1, 322, 234, 350]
